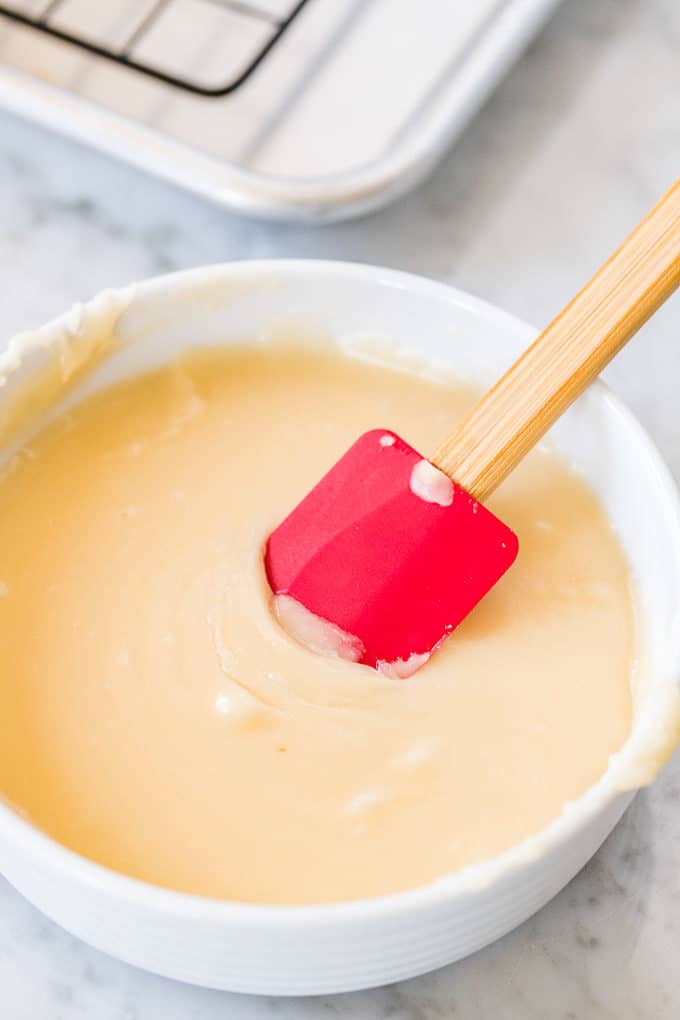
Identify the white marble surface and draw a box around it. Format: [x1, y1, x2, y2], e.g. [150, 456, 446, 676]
[0, 0, 679, 1016]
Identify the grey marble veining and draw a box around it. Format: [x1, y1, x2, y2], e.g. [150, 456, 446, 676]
[0, 0, 679, 1016]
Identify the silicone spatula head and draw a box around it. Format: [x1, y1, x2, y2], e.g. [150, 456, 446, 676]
[265, 430, 518, 676]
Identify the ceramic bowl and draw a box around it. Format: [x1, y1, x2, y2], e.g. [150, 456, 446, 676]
[0, 260, 679, 995]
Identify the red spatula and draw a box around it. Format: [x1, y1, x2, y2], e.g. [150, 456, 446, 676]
[266, 180, 680, 676]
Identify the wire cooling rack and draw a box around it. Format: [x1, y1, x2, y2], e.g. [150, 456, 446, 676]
[0, 0, 310, 96]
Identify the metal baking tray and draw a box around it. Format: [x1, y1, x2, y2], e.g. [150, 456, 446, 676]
[0, 0, 563, 222]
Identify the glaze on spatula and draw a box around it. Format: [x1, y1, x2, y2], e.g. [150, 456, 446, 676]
[266, 179, 680, 675]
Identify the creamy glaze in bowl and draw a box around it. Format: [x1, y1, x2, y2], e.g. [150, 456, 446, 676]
[0, 260, 678, 994]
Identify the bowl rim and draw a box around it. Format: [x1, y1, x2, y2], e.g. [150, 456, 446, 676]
[1, 257, 679, 927]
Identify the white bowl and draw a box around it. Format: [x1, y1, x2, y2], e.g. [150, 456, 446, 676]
[1, 261, 679, 996]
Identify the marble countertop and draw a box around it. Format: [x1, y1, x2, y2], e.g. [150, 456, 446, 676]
[0, 0, 679, 1016]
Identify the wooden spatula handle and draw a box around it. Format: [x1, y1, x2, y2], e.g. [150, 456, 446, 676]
[431, 178, 680, 502]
